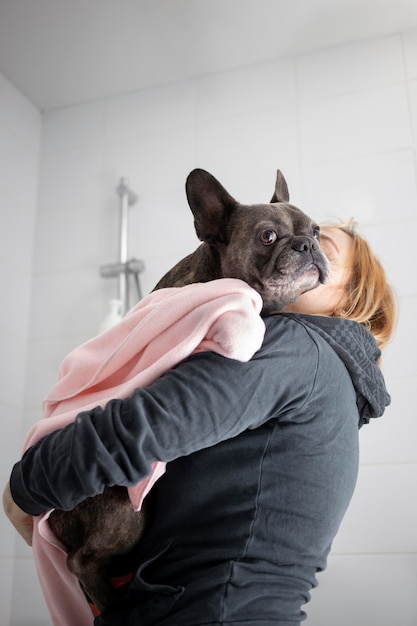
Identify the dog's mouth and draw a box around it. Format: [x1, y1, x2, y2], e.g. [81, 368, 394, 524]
[304, 258, 329, 284]
[256, 249, 329, 291]
[288, 246, 329, 285]
[240, 244, 330, 314]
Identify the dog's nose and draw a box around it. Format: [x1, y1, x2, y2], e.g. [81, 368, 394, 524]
[291, 236, 317, 253]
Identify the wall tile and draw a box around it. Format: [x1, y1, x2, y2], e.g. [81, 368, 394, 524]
[42, 100, 104, 154]
[197, 58, 296, 122]
[0, 188, 36, 269]
[0, 329, 26, 406]
[0, 404, 24, 476]
[0, 73, 41, 153]
[0, 125, 39, 209]
[332, 463, 417, 553]
[196, 106, 299, 187]
[228, 166, 303, 209]
[103, 125, 196, 199]
[33, 204, 101, 273]
[127, 187, 198, 265]
[0, 73, 40, 626]
[307, 554, 417, 626]
[37, 146, 103, 213]
[407, 79, 417, 148]
[299, 85, 412, 164]
[11, 558, 52, 626]
[359, 377, 417, 464]
[0, 262, 32, 334]
[382, 296, 417, 379]
[360, 220, 417, 298]
[28, 268, 103, 339]
[105, 80, 197, 142]
[301, 149, 417, 225]
[297, 34, 405, 100]
[0, 558, 14, 626]
[0, 487, 17, 558]
[403, 27, 417, 79]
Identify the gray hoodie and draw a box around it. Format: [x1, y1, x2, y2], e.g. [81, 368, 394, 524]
[10, 313, 390, 625]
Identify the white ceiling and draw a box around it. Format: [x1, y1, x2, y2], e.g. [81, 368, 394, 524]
[1, 0, 417, 111]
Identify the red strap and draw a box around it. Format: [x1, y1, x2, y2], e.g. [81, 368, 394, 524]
[88, 572, 134, 617]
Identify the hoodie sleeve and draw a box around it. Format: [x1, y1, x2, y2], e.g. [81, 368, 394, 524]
[10, 318, 319, 515]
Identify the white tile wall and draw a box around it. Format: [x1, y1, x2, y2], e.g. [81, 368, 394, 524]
[359, 377, 417, 465]
[407, 79, 417, 146]
[306, 554, 417, 626]
[0, 329, 27, 406]
[42, 101, 104, 154]
[332, 463, 417, 553]
[103, 124, 196, 197]
[37, 146, 103, 214]
[0, 74, 41, 153]
[360, 220, 417, 298]
[33, 205, 102, 274]
[0, 263, 32, 334]
[0, 567, 14, 626]
[297, 35, 405, 99]
[105, 81, 197, 142]
[301, 150, 417, 226]
[1, 27, 416, 626]
[0, 187, 36, 270]
[403, 27, 417, 79]
[11, 558, 52, 626]
[196, 105, 300, 197]
[0, 507, 16, 558]
[382, 296, 417, 380]
[0, 125, 39, 209]
[0, 73, 41, 626]
[29, 268, 104, 339]
[196, 58, 296, 122]
[0, 402, 25, 477]
[299, 84, 412, 164]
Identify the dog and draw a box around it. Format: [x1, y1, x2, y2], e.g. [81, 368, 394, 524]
[48, 167, 329, 612]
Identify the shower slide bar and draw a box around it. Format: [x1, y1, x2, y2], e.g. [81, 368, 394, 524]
[99, 177, 145, 316]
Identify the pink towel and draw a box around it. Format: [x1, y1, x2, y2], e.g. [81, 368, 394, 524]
[25, 278, 265, 626]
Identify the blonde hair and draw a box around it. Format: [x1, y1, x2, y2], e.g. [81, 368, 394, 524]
[326, 220, 396, 351]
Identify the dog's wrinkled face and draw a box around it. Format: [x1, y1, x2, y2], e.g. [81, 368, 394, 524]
[220, 202, 329, 313]
[185, 168, 329, 314]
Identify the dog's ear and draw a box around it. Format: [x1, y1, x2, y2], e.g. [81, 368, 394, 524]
[270, 170, 290, 203]
[186, 169, 237, 243]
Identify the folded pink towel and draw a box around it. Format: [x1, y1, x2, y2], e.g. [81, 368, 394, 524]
[25, 278, 265, 626]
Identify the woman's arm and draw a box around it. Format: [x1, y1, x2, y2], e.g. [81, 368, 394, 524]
[2, 484, 33, 545]
[9, 319, 317, 517]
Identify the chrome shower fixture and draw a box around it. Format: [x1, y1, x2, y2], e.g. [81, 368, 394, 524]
[99, 177, 145, 315]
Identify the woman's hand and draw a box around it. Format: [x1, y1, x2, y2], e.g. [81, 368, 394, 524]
[2, 483, 33, 546]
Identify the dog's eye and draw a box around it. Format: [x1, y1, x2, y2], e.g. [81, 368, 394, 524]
[260, 230, 277, 245]
[313, 227, 320, 240]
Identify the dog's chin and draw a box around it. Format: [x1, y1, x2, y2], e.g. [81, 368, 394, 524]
[260, 265, 323, 314]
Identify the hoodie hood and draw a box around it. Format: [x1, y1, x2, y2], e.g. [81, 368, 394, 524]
[285, 314, 391, 427]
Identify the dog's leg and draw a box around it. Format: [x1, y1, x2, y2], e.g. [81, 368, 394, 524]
[49, 486, 148, 611]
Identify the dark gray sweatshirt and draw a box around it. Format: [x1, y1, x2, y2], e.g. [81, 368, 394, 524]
[10, 314, 390, 625]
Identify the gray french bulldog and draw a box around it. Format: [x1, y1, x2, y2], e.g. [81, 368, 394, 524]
[154, 168, 328, 312]
[48, 168, 329, 611]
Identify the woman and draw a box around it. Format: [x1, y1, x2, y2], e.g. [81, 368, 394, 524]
[4, 223, 395, 625]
